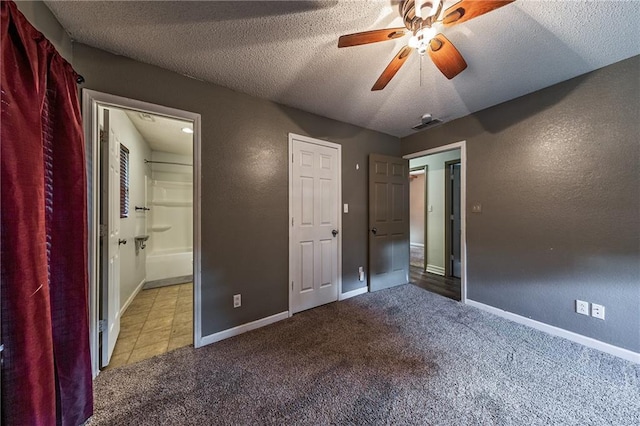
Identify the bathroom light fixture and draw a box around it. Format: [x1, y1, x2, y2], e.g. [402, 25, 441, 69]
[181, 127, 194, 134]
[138, 112, 155, 122]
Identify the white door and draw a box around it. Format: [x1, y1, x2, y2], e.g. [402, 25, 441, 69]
[290, 135, 341, 314]
[100, 108, 121, 367]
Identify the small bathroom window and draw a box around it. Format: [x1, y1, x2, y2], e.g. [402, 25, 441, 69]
[120, 144, 130, 218]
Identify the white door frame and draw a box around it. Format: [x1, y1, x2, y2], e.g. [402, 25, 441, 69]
[82, 89, 203, 377]
[404, 141, 468, 303]
[288, 133, 342, 316]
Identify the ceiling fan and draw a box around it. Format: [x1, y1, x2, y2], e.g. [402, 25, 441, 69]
[338, 0, 514, 90]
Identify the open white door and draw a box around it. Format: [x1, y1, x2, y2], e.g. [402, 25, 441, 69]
[100, 108, 121, 367]
[289, 134, 341, 314]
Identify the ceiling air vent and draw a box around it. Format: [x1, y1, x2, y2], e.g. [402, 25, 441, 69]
[412, 113, 442, 131]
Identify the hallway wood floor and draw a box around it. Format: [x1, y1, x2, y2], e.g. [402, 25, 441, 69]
[410, 266, 461, 301]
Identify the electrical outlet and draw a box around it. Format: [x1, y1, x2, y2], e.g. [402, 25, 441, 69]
[576, 300, 589, 316]
[233, 294, 241, 308]
[358, 266, 365, 282]
[591, 303, 605, 320]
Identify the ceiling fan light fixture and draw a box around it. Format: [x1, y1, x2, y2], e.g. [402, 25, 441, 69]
[409, 27, 437, 54]
[415, 0, 423, 18]
[338, 0, 512, 90]
[423, 26, 437, 40]
[408, 34, 419, 49]
[415, 0, 440, 19]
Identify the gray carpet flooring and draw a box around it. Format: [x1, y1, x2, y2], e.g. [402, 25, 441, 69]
[91, 285, 639, 425]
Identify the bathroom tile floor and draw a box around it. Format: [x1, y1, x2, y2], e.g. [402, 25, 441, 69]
[106, 283, 193, 369]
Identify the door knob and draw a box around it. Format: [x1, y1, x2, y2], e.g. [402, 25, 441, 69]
[371, 227, 377, 235]
[332, 229, 339, 237]
[118, 239, 127, 245]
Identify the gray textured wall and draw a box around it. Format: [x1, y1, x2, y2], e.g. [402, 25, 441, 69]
[72, 43, 400, 336]
[15, 0, 73, 62]
[402, 56, 640, 352]
[23, 0, 638, 352]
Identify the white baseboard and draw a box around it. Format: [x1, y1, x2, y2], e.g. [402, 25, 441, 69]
[120, 278, 145, 317]
[339, 286, 368, 301]
[410, 242, 424, 247]
[426, 264, 445, 276]
[466, 299, 640, 364]
[200, 311, 289, 347]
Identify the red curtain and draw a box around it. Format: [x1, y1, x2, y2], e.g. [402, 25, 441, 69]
[1, 1, 93, 425]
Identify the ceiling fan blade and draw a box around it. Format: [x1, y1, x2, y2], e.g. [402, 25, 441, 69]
[372, 46, 413, 91]
[442, 0, 513, 27]
[428, 34, 467, 80]
[338, 28, 407, 48]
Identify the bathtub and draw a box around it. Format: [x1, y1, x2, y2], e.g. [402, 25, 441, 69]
[145, 177, 193, 285]
[146, 249, 193, 283]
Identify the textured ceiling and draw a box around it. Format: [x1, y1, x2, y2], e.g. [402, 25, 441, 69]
[46, 1, 640, 138]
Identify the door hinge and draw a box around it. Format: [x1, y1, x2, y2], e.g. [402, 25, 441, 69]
[292, 153, 294, 163]
[291, 217, 294, 227]
[450, 254, 455, 260]
[99, 224, 106, 238]
[100, 130, 106, 144]
[291, 281, 294, 291]
[0, 343, 4, 353]
[98, 319, 107, 333]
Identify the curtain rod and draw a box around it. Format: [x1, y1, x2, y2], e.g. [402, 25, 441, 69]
[144, 159, 192, 167]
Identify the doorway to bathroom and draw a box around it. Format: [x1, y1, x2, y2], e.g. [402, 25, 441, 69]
[83, 90, 202, 376]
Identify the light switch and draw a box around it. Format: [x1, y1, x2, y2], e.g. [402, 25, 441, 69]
[472, 203, 482, 213]
[343, 204, 349, 214]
